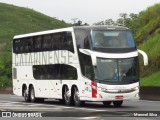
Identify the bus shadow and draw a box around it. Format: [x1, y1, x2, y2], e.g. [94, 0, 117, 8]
[42, 99, 136, 109]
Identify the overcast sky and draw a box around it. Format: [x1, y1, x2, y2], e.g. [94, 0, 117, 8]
[0, 0, 160, 24]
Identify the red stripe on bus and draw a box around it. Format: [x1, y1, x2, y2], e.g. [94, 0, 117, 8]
[92, 81, 97, 98]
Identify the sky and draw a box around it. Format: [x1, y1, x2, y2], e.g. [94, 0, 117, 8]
[0, 0, 160, 25]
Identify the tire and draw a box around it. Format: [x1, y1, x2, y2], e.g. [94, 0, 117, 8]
[113, 101, 123, 107]
[59, 99, 64, 104]
[73, 87, 85, 107]
[30, 86, 37, 103]
[37, 98, 44, 103]
[102, 101, 111, 107]
[63, 86, 72, 105]
[23, 87, 30, 102]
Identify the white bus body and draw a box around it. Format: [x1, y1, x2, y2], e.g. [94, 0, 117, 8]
[12, 26, 148, 107]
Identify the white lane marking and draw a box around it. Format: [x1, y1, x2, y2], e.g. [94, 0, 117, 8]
[0, 101, 23, 104]
[72, 107, 106, 112]
[10, 96, 23, 99]
[76, 117, 98, 119]
[0, 107, 61, 110]
[0, 105, 24, 107]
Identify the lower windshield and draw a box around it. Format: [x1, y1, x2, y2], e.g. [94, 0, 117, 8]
[94, 57, 139, 84]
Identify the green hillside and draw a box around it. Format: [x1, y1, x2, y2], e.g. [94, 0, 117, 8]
[128, 4, 160, 86]
[0, 3, 70, 86]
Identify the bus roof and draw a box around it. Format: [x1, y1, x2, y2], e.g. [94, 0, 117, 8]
[13, 26, 129, 39]
[73, 25, 129, 31]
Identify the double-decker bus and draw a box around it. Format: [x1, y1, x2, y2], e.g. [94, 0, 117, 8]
[12, 26, 148, 107]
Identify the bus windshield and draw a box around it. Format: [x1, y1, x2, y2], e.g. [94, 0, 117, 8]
[92, 30, 135, 48]
[94, 57, 139, 84]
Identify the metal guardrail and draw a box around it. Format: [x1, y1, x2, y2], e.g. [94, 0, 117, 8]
[140, 86, 160, 101]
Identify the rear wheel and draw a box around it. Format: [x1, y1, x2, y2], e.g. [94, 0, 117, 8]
[102, 101, 111, 107]
[23, 87, 30, 102]
[73, 87, 85, 106]
[113, 101, 123, 107]
[64, 86, 72, 105]
[30, 86, 37, 103]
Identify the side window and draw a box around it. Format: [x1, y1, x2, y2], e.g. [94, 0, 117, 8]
[74, 30, 91, 49]
[13, 39, 21, 54]
[79, 52, 94, 80]
[51, 33, 61, 50]
[33, 36, 42, 52]
[62, 32, 74, 53]
[19, 39, 24, 53]
[33, 64, 77, 80]
[42, 34, 52, 51]
[24, 37, 33, 53]
[33, 65, 44, 79]
[84, 36, 90, 49]
[60, 64, 77, 80]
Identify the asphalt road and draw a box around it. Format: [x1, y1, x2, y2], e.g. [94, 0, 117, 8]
[0, 94, 160, 120]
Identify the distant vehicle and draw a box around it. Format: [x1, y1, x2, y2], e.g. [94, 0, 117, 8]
[12, 26, 148, 107]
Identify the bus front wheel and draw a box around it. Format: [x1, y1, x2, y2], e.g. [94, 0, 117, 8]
[102, 101, 111, 107]
[113, 101, 123, 107]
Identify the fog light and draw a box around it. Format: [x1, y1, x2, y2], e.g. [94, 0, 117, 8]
[133, 86, 139, 91]
[135, 93, 139, 97]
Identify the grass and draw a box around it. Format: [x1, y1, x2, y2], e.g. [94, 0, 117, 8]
[0, 3, 70, 86]
[140, 71, 160, 86]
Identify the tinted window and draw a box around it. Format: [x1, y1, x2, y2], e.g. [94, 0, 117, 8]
[74, 30, 91, 49]
[51, 33, 61, 50]
[13, 39, 21, 53]
[13, 37, 33, 53]
[79, 52, 94, 80]
[61, 32, 74, 53]
[42, 34, 52, 50]
[92, 31, 135, 48]
[33, 64, 77, 80]
[33, 36, 42, 52]
[13, 32, 74, 54]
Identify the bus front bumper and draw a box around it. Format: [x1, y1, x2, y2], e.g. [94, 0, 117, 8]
[80, 90, 139, 102]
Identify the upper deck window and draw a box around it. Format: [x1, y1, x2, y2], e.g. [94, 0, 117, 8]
[92, 30, 135, 48]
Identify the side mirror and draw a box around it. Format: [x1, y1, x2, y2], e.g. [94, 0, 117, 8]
[138, 49, 148, 66]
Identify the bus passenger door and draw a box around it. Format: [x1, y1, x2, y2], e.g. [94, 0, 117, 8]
[48, 64, 62, 99]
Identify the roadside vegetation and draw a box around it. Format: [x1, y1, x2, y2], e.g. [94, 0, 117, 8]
[0, 3, 70, 86]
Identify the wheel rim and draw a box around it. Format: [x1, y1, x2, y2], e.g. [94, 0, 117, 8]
[31, 89, 34, 100]
[24, 89, 27, 99]
[64, 87, 70, 103]
[74, 88, 79, 104]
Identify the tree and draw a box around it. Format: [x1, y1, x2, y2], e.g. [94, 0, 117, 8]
[129, 13, 138, 20]
[104, 19, 115, 26]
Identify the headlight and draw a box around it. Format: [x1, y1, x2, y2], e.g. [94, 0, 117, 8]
[133, 86, 139, 91]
